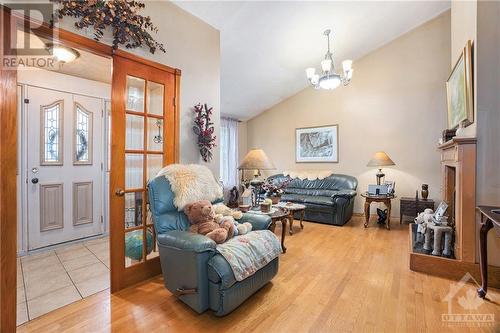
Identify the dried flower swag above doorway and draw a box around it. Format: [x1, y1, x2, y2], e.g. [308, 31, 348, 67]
[50, 0, 166, 54]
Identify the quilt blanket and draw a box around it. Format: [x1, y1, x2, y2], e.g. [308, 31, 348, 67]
[216, 230, 281, 281]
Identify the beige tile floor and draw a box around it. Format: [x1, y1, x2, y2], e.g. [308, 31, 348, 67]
[17, 236, 110, 326]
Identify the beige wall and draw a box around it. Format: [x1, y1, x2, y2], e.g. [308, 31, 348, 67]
[451, 0, 477, 137]
[476, 0, 500, 265]
[244, 12, 451, 219]
[54, 1, 221, 176]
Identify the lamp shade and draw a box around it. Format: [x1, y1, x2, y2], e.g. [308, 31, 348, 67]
[366, 151, 395, 167]
[238, 149, 275, 170]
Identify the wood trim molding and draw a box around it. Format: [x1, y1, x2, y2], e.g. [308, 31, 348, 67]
[0, 6, 18, 332]
[174, 72, 181, 163]
[114, 50, 180, 75]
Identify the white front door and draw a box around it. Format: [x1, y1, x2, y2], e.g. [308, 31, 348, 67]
[26, 86, 104, 250]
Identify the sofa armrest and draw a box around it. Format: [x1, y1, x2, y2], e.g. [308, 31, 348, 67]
[331, 189, 357, 199]
[157, 230, 216, 253]
[239, 213, 272, 230]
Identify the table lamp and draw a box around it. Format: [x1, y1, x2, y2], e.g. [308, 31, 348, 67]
[238, 149, 275, 206]
[367, 151, 395, 185]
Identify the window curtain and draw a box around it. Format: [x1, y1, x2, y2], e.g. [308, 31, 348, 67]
[220, 117, 239, 196]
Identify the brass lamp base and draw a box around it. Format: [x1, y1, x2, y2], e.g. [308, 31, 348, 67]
[376, 168, 385, 185]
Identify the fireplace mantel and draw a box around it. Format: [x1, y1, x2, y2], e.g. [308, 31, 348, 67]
[437, 137, 477, 262]
[408, 137, 490, 284]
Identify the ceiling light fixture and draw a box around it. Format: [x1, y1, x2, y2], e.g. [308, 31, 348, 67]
[305, 29, 353, 90]
[47, 44, 80, 63]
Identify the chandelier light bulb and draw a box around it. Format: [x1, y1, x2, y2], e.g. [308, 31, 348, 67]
[342, 59, 352, 72]
[321, 59, 332, 72]
[311, 74, 320, 85]
[346, 68, 354, 80]
[305, 67, 316, 79]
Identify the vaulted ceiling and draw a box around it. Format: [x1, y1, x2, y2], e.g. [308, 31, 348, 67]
[175, 1, 450, 120]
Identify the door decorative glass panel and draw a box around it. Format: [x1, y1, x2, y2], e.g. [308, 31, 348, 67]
[74, 103, 93, 165]
[41, 100, 64, 165]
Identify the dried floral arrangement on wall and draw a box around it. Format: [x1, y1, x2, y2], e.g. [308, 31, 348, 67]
[193, 103, 216, 162]
[50, 0, 166, 54]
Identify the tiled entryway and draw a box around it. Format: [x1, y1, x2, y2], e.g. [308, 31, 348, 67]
[17, 236, 109, 326]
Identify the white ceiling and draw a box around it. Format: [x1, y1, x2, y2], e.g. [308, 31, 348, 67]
[174, 1, 450, 120]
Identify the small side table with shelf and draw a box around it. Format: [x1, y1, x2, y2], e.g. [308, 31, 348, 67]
[361, 193, 396, 230]
[399, 197, 435, 224]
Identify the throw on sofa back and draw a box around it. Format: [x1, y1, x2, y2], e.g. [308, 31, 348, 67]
[267, 173, 358, 196]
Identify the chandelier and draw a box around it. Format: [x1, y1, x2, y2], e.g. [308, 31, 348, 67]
[305, 29, 353, 90]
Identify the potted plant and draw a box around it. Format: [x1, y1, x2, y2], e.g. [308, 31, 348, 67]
[262, 179, 290, 204]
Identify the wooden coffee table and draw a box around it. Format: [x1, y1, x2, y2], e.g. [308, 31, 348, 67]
[246, 206, 289, 253]
[276, 202, 306, 235]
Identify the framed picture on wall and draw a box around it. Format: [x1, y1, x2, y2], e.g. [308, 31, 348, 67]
[295, 125, 338, 163]
[446, 40, 474, 129]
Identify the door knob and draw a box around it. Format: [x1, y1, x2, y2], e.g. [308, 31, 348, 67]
[31, 178, 39, 184]
[115, 188, 125, 197]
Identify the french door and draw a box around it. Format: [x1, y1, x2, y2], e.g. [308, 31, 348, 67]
[110, 55, 178, 291]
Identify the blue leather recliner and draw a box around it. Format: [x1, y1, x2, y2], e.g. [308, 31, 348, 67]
[147, 176, 279, 316]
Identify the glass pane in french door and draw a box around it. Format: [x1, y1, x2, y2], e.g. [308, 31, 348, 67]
[126, 76, 145, 112]
[126, 114, 144, 150]
[125, 153, 143, 190]
[125, 229, 144, 267]
[124, 192, 143, 230]
[147, 118, 163, 151]
[147, 81, 164, 116]
[147, 154, 163, 181]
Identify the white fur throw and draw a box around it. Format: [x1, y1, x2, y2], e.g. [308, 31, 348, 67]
[156, 164, 223, 211]
[283, 170, 332, 181]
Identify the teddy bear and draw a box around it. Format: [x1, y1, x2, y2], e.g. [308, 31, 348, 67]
[184, 200, 234, 244]
[213, 203, 252, 237]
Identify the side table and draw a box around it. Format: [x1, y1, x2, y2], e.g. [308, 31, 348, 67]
[275, 202, 306, 235]
[476, 206, 500, 298]
[361, 193, 396, 230]
[400, 197, 434, 224]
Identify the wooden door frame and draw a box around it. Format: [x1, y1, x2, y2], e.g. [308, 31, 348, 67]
[0, 6, 180, 330]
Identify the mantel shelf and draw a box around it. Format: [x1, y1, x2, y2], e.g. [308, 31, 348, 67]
[438, 137, 477, 150]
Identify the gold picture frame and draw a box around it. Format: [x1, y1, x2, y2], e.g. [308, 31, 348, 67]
[446, 40, 474, 129]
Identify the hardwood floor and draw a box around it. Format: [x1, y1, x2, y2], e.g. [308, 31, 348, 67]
[18, 216, 500, 332]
